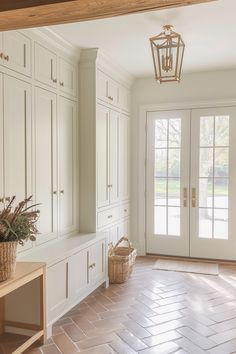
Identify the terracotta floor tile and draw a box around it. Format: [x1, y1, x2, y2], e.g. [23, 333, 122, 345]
[62, 323, 86, 342]
[52, 333, 78, 353]
[42, 344, 61, 354]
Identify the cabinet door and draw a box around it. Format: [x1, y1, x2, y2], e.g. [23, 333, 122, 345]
[35, 43, 57, 88]
[58, 97, 77, 235]
[108, 78, 119, 107]
[109, 109, 119, 204]
[0, 74, 3, 204]
[59, 58, 77, 97]
[35, 87, 58, 245]
[89, 240, 105, 286]
[47, 259, 69, 322]
[3, 75, 32, 203]
[2, 31, 32, 77]
[119, 114, 130, 201]
[120, 86, 130, 112]
[118, 218, 130, 239]
[109, 224, 119, 246]
[97, 104, 109, 208]
[69, 248, 89, 301]
[97, 70, 108, 104]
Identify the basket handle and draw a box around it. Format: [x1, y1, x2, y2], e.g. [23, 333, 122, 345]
[114, 236, 132, 250]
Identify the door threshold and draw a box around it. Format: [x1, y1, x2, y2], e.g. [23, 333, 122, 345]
[146, 253, 236, 265]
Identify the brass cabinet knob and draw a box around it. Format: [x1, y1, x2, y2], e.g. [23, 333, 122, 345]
[108, 96, 114, 101]
[4, 55, 9, 61]
[60, 190, 64, 194]
[53, 191, 57, 195]
[59, 81, 64, 87]
[52, 78, 57, 83]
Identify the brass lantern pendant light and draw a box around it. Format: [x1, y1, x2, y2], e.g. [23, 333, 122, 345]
[150, 25, 185, 83]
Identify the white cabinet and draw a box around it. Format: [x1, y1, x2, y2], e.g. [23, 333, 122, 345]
[3, 75, 32, 203]
[45, 235, 107, 326]
[79, 49, 131, 234]
[0, 32, 32, 77]
[119, 114, 130, 201]
[97, 70, 119, 107]
[97, 104, 109, 208]
[109, 110, 119, 204]
[69, 248, 89, 301]
[0, 74, 3, 203]
[35, 43, 57, 88]
[58, 97, 77, 235]
[89, 239, 105, 286]
[96, 105, 120, 209]
[47, 258, 69, 322]
[59, 58, 77, 97]
[35, 87, 58, 245]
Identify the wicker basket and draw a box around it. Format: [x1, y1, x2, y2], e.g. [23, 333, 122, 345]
[108, 237, 137, 284]
[0, 241, 17, 282]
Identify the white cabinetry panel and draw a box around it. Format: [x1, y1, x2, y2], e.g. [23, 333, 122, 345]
[35, 43, 57, 88]
[97, 70, 119, 107]
[58, 97, 77, 235]
[3, 75, 32, 202]
[89, 240, 105, 286]
[109, 110, 119, 204]
[47, 259, 69, 322]
[120, 86, 130, 112]
[35, 87, 58, 245]
[119, 114, 130, 201]
[2, 31, 32, 77]
[96, 104, 109, 208]
[59, 58, 77, 97]
[69, 248, 89, 301]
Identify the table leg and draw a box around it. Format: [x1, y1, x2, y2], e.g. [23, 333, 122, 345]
[0, 297, 4, 334]
[39, 270, 47, 344]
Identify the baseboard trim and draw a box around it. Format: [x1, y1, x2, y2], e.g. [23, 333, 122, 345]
[145, 254, 236, 265]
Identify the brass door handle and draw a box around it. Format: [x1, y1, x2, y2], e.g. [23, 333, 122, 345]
[192, 188, 197, 208]
[108, 96, 114, 101]
[183, 188, 188, 208]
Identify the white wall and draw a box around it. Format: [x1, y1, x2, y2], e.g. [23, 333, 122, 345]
[131, 69, 236, 254]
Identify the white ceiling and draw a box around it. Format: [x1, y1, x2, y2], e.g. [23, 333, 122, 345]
[50, 0, 236, 78]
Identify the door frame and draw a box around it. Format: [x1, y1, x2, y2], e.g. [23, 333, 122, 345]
[137, 99, 236, 256]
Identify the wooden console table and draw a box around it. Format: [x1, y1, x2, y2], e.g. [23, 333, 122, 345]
[0, 262, 46, 354]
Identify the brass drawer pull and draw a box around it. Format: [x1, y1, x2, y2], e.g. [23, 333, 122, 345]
[4, 55, 9, 61]
[60, 190, 64, 194]
[59, 81, 64, 87]
[53, 191, 57, 195]
[108, 96, 114, 101]
[52, 78, 57, 83]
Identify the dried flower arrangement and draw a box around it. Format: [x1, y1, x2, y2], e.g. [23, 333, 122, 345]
[0, 195, 40, 245]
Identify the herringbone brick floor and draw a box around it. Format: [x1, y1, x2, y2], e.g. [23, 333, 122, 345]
[28, 257, 236, 353]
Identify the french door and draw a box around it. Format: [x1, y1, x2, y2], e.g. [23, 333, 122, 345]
[146, 107, 236, 260]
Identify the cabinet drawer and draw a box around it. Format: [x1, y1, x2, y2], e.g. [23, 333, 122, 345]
[59, 58, 77, 97]
[2, 32, 32, 77]
[97, 206, 119, 229]
[35, 43, 57, 88]
[119, 203, 130, 219]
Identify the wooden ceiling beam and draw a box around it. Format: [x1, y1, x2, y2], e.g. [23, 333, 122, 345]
[0, 0, 215, 31]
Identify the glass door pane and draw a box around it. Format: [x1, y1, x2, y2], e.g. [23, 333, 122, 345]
[146, 110, 190, 256]
[190, 107, 236, 260]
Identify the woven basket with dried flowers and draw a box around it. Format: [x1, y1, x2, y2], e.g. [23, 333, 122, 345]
[0, 196, 40, 282]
